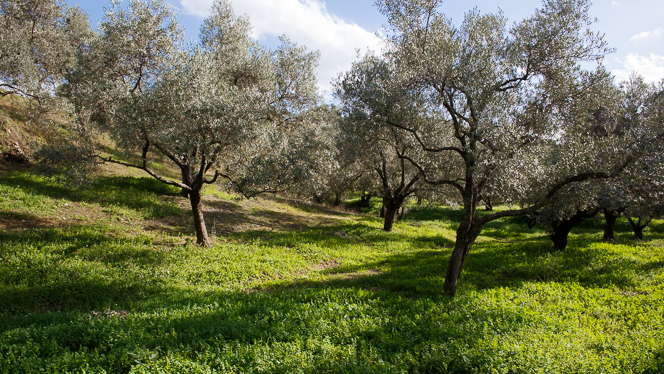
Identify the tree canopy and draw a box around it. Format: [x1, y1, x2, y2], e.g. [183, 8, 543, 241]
[3, 0, 663, 298]
[333, 0, 646, 295]
[61, 0, 320, 246]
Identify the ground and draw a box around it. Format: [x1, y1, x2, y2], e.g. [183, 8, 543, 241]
[1, 164, 663, 373]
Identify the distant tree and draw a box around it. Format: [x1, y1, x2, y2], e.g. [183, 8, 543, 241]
[617, 76, 664, 240]
[526, 71, 664, 247]
[335, 55, 426, 231]
[0, 0, 92, 162]
[530, 179, 602, 251]
[225, 104, 339, 201]
[369, 0, 631, 296]
[62, 0, 319, 246]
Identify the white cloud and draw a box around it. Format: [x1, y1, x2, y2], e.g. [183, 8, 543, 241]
[178, 0, 383, 95]
[613, 53, 664, 83]
[630, 28, 662, 42]
[611, 1, 620, 6]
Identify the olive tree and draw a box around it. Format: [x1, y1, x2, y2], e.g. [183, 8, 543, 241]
[336, 55, 429, 231]
[64, 0, 319, 246]
[536, 74, 664, 245]
[369, 0, 631, 296]
[616, 76, 664, 240]
[0, 0, 91, 101]
[223, 104, 340, 201]
[0, 0, 92, 162]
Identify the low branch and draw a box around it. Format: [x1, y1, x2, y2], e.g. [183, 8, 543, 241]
[397, 151, 464, 196]
[477, 161, 633, 227]
[385, 119, 464, 157]
[100, 155, 192, 191]
[203, 170, 221, 184]
[218, 173, 280, 199]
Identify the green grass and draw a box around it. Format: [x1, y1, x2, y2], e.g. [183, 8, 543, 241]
[1, 171, 663, 373]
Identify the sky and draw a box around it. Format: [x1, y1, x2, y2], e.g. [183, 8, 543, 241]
[65, 0, 664, 97]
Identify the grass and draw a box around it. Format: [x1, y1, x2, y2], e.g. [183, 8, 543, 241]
[1, 170, 663, 373]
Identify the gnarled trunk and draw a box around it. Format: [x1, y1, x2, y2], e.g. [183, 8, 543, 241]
[550, 209, 598, 251]
[181, 168, 191, 198]
[359, 191, 373, 208]
[602, 208, 623, 242]
[443, 204, 481, 296]
[189, 189, 211, 247]
[382, 198, 402, 232]
[626, 216, 650, 241]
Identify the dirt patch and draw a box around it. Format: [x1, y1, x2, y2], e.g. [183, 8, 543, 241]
[91, 309, 130, 319]
[0, 212, 59, 231]
[331, 268, 382, 281]
[310, 259, 340, 271]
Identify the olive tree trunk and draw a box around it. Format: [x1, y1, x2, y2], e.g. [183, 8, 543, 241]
[382, 197, 404, 232]
[443, 203, 481, 296]
[626, 216, 650, 241]
[359, 192, 373, 208]
[550, 209, 598, 251]
[602, 208, 623, 242]
[189, 189, 211, 247]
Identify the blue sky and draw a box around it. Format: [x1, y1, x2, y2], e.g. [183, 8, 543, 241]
[65, 0, 664, 95]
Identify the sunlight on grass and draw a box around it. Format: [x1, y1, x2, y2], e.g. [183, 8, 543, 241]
[1, 171, 663, 373]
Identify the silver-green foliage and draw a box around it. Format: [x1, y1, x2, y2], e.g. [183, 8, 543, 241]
[63, 0, 320, 245]
[0, 0, 91, 101]
[341, 0, 632, 295]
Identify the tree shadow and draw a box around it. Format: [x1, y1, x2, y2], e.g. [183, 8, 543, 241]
[1, 221, 661, 372]
[402, 205, 463, 222]
[0, 172, 185, 219]
[264, 230, 664, 298]
[0, 210, 58, 231]
[0, 226, 168, 314]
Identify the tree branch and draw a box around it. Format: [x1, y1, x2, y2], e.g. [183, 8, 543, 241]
[384, 119, 464, 157]
[397, 151, 464, 196]
[100, 155, 192, 191]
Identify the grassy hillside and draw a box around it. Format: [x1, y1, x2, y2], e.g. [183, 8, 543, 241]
[1, 169, 663, 373]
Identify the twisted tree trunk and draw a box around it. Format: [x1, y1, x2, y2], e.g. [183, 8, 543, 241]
[550, 209, 599, 251]
[189, 189, 211, 247]
[626, 216, 650, 241]
[382, 197, 404, 232]
[602, 208, 623, 242]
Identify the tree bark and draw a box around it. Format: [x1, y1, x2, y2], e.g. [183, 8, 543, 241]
[181, 168, 191, 198]
[442, 175, 483, 297]
[550, 209, 598, 251]
[443, 208, 482, 296]
[626, 216, 650, 241]
[602, 208, 623, 242]
[382, 199, 401, 232]
[189, 189, 211, 247]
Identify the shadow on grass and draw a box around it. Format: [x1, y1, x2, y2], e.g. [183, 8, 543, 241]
[1, 220, 662, 372]
[2, 254, 661, 373]
[267, 230, 663, 298]
[0, 226, 167, 314]
[0, 210, 58, 231]
[402, 205, 463, 223]
[0, 171, 185, 219]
